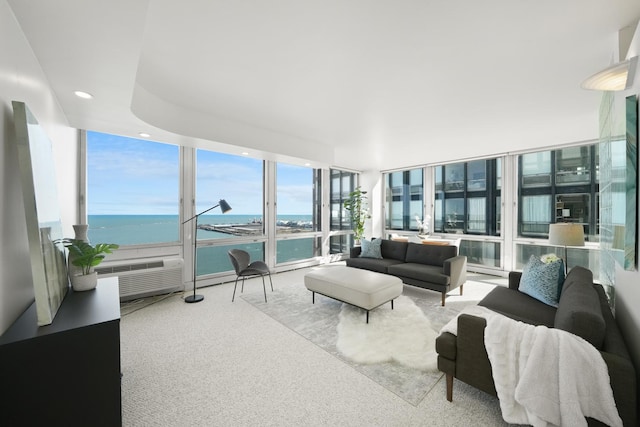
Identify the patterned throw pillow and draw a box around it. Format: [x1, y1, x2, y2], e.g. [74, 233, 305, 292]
[359, 238, 383, 259]
[519, 254, 565, 307]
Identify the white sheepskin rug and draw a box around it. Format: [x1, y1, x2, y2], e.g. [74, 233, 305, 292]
[336, 295, 439, 371]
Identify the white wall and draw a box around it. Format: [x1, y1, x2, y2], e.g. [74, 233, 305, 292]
[0, 0, 78, 335]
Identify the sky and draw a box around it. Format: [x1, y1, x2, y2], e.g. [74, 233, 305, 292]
[87, 131, 313, 215]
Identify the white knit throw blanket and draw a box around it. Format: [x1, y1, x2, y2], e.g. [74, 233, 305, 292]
[441, 306, 622, 427]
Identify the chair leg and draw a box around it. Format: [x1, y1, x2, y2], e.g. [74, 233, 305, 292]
[446, 374, 453, 402]
[459, 284, 464, 295]
[261, 275, 267, 303]
[441, 292, 446, 306]
[241, 277, 245, 293]
[232, 277, 240, 302]
[268, 272, 273, 291]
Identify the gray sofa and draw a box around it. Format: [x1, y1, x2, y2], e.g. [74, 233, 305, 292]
[436, 266, 637, 427]
[346, 239, 467, 306]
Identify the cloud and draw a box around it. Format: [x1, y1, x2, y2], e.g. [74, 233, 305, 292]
[87, 132, 317, 215]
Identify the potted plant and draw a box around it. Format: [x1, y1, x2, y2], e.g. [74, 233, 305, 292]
[60, 239, 119, 291]
[344, 186, 371, 244]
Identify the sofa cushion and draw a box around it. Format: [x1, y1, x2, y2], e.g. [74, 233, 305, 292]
[554, 272, 606, 349]
[404, 243, 457, 267]
[345, 257, 404, 274]
[479, 286, 556, 327]
[380, 239, 408, 261]
[359, 238, 383, 259]
[518, 255, 565, 307]
[387, 263, 450, 285]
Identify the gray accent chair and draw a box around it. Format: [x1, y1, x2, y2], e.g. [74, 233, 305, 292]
[228, 249, 273, 302]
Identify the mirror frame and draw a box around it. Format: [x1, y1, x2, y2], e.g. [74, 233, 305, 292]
[13, 101, 69, 326]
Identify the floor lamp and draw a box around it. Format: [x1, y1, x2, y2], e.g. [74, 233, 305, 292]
[182, 199, 232, 303]
[549, 223, 585, 275]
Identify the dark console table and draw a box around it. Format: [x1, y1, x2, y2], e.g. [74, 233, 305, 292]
[0, 278, 121, 426]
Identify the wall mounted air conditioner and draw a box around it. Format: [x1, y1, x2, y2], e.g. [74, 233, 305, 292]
[95, 258, 184, 301]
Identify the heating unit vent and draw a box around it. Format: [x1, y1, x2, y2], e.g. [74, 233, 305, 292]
[96, 258, 184, 301]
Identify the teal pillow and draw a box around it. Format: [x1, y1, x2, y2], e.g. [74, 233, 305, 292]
[359, 238, 383, 259]
[519, 255, 565, 307]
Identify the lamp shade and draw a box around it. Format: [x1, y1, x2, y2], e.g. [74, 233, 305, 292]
[549, 223, 585, 247]
[218, 199, 232, 214]
[581, 56, 638, 91]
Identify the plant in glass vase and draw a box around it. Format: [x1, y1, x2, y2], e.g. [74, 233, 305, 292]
[344, 186, 371, 244]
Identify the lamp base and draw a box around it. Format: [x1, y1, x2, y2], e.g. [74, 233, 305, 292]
[185, 294, 204, 303]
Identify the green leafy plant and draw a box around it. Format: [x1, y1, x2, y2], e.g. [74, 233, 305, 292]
[343, 186, 371, 242]
[60, 239, 119, 275]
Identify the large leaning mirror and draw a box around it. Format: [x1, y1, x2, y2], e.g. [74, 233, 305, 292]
[599, 93, 638, 305]
[13, 101, 69, 326]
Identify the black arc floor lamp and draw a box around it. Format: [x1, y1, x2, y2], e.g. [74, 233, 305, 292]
[182, 199, 232, 303]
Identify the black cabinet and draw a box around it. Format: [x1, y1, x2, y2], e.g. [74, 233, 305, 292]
[0, 278, 121, 426]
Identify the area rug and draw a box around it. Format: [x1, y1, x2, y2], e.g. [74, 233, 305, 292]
[241, 273, 497, 406]
[337, 295, 438, 371]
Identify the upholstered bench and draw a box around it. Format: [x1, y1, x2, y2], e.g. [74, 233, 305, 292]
[304, 265, 403, 323]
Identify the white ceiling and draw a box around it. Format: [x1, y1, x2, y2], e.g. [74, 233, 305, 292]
[8, 0, 640, 171]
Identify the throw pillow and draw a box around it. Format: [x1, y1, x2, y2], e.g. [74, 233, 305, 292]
[359, 238, 383, 259]
[540, 253, 564, 300]
[519, 254, 565, 307]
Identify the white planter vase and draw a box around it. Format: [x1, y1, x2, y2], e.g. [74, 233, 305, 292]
[72, 224, 89, 242]
[71, 271, 98, 292]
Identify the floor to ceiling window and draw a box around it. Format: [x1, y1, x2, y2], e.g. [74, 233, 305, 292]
[85, 131, 341, 282]
[275, 163, 322, 264]
[433, 158, 502, 268]
[86, 131, 608, 280]
[329, 168, 357, 254]
[194, 149, 265, 276]
[434, 159, 501, 236]
[385, 168, 423, 231]
[516, 143, 600, 272]
[85, 131, 180, 246]
[382, 144, 604, 274]
[518, 145, 598, 240]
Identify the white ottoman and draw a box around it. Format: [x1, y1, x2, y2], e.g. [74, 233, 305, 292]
[304, 266, 403, 323]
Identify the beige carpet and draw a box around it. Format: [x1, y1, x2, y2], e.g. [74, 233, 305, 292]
[119, 267, 514, 426]
[240, 268, 501, 406]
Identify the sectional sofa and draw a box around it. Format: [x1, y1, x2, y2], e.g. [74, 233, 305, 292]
[347, 238, 467, 306]
[435, 266, 637, 426]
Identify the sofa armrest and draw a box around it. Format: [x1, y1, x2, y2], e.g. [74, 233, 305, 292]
[444, 255, 467, 288]
[601, 350, 637, 427]
[350, 246, 362, 258]
[456, 314, 496, 396]
[508, 271, 522, 290]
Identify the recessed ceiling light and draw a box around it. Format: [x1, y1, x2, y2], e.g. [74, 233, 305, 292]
[304, 163, 311, 167]
[74, 90, 93, 99]
[241, 152, 249, 156]
[139, 132, 151, 138]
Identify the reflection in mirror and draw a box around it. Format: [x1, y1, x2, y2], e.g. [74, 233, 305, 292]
[13, 101, 69, 326]
[599, 94, 638, 304]
[623, 94, 637, 270]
